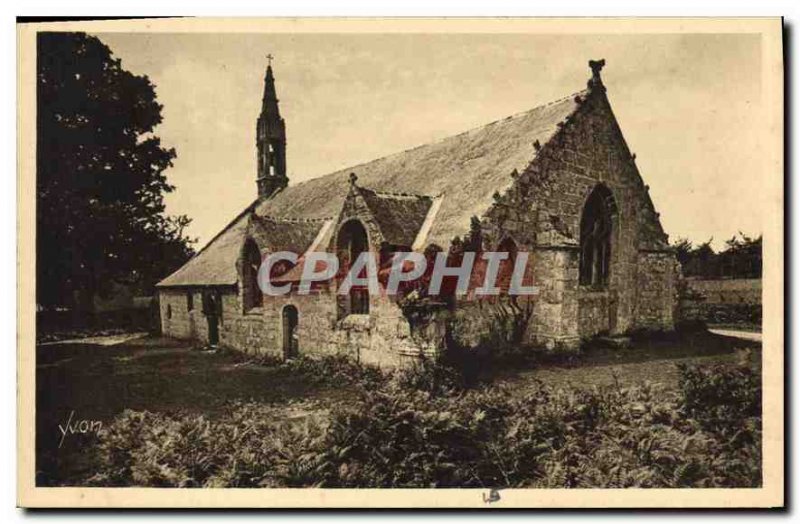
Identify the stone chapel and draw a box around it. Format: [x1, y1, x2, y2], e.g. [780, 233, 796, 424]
[157, 59, 679, 368]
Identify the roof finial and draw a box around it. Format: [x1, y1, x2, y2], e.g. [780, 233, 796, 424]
[266, 53, 274, 67]
[349, 172, 358, 186]
[588, 59, 606, 89]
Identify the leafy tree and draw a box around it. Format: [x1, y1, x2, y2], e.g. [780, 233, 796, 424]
[720, 232, 762, 279]
[672, 233, 761, 279]
[37, 32, 195, 313]
[672, 237, 693, 267]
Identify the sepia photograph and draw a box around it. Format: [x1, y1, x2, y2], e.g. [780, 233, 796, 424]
[16, 17, 784, 508]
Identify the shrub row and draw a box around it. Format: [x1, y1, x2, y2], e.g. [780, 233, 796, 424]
[85, 359, 761, 489]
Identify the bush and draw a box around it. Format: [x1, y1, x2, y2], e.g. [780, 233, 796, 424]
[390, 357, 468, 395]
[313, 376, 760, 488]
[85, 361, 762, 488]
[278, 354, 386, 391]
[678, 362, 761, 434]
[220, 351, 386, 390]
[87, 402, 329, 487]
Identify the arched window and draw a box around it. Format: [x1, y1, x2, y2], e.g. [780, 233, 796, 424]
[579, 185, 617, 288]
[337, 220, 369, 315]
[496, 237, 518, 295]
[242, 238, 263, 311]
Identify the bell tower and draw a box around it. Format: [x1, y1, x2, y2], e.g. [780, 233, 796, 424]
[256, 56, 288, 198]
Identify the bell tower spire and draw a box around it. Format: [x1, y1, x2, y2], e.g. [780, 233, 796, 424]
[256, 55, 288, 198]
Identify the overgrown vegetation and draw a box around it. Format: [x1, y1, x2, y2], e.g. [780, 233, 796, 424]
[84, 357, 761, 488]
[219, 351, 387, 390]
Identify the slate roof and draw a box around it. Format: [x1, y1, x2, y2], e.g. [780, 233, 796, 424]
[157, 89, 587, 287]
[157, 212, 330, 287]
[250, 215, 329, 254]
[358, 188, 434, 247]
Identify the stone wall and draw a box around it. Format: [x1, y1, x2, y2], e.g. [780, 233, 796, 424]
[683, 278, 762, 305]
[159, 288, 204, 341]
[159, 285, 429, 369]
[635, 251, 679, 330]
[577, 290, 613, 337]
[679, 278, 762, 326]
[525, 248, 581, 350]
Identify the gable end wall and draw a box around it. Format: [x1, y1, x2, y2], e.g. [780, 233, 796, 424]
[479, 87, 677, 347]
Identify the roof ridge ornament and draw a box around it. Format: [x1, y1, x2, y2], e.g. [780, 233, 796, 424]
[349, 172, 358, 186]
[588, 58, 606, 90]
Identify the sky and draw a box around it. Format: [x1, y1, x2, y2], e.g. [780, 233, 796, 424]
[96, 32, 765, 251]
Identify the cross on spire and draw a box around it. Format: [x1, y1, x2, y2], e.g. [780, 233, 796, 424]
[266, 53, 274, 66]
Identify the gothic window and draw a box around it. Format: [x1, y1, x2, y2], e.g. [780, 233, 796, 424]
[337, 220, 370, 316]
[268, 143, 277, 175]
[186, 290, 194, 311]
[579, 184, 617, 288]
[496, 237, 518, 294]
[242, 238, 263, 311]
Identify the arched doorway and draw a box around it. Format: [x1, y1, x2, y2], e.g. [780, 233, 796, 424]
[282, 305, 298, 359]
[202, 290, 220, 346]
[336, 219, 370, 316]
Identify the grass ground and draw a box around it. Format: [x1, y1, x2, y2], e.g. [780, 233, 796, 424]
[35, 336, 353, 485]
[35, 330, 761, 486]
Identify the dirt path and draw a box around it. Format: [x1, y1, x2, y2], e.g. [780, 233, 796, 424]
[500, 330, 762, 392]
[511, 352, 748, 391]
[708, 328, 763, 342]
[38, 332, 150, 346]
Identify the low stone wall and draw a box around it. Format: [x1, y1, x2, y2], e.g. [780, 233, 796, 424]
[679, 278, 761, 326]
[683, 278, 761, 304]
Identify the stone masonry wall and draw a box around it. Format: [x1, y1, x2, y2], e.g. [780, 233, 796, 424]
[160, 288, 205, 342]
[635, 251, 679, 330]
[678, 278, 761, 326]
[160, 286, 429, 369]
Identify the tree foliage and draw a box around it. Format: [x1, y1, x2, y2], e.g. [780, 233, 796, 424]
[37, 32, 195, 311]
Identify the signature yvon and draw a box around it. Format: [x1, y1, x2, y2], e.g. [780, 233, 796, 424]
[58, 410, 102, 448]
